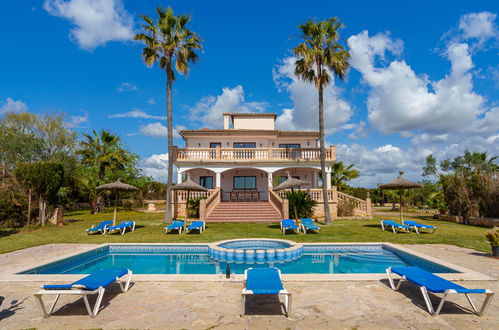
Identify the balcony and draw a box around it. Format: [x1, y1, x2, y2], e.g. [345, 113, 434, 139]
[173, 146, 336, 163]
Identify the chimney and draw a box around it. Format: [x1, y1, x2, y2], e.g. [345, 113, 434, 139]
[223, 113, 231, 129]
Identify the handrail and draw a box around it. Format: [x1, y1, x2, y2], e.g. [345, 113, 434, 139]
[276, 188, 335, 202]
[337, 191, 370, 216]
[175, 146, 336, 162]
[337, 191, 367, 204]
[205, 188, 220, 218]
[268, 188, 288, 219]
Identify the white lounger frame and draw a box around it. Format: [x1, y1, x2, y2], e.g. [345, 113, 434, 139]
[280, 221, 297, 235]
[299, 223, 320, 234]
[105, 222, 136, 235]
[34, 270, 132, 318]
[380, 221, 411, 234]
[241, 268, 292, 317]
[404, 223, 436, 234]
[386, 267, 494, 316]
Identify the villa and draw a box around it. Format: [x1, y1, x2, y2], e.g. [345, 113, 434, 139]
[172, 112, 371, 221]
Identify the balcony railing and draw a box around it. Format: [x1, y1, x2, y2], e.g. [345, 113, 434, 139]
[174, 146, 336, 162]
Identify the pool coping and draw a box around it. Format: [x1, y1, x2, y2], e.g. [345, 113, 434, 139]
[1, 242, 495, 282]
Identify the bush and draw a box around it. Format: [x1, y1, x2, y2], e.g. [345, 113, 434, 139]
[286, 190, 317, 219]
[0, 186, 27, 228]
[485, 227, 499, 247]
[337, 198, 356, 217]
[186, 197, 204, 218]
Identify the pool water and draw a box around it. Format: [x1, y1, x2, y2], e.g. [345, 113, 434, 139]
[21, 244, 458, 275]
[218, 239, 291, 250]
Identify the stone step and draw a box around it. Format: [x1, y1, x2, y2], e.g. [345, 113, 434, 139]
[205, 201, 282, 222]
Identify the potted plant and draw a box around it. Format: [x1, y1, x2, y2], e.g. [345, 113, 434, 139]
[485, 227, 499, 257]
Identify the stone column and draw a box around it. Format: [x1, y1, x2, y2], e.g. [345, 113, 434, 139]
[177, 171, 183, 184]
[326, 171, 332, 190]
[267, 172, 273, 187]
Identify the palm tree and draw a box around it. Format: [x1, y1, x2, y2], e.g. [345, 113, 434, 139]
[78, 130, 131, 182]
[134, 7, 202, 223]
[330, 161, 359, 191]
[78, 130, 132, 213]
[294, 18, 350, 224]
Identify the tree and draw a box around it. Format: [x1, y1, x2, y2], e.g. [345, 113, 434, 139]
[78, 130, 133, 182]
[134, 7, 202, 223]
[422, 154, 437, 181]
[36, 113, 77, 160]
[77, 130, 135, 213]
[15, 161, 64, 225]
[330, 161, 359, 191]
[294, 17, 350, 224]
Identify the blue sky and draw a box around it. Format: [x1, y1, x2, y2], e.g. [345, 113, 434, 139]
[0, 0, 497, 187]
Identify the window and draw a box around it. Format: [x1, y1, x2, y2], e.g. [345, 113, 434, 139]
[278, 144, 301, 148]
[209, 143, 221, 148]
[278, 144, 301, 159]
[233, 142, 256, 148]
[233, 176, 256, 190]
[200, 176, 213, 189]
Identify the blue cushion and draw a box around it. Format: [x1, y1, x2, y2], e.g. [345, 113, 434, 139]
[187, 221, 204, 229]
[44, 268, 128, 291]
[391, 267, 486, 294]
[107, 221, 133, 231]
[403, 220, 436, 229]
[87, 221, 113, 232]
[246, 268, 284, 294]
[166, 220, 185, 229]
[281, 219, 298, 229]
[302, 218, 320, 230]
[383, 220, 411, 229]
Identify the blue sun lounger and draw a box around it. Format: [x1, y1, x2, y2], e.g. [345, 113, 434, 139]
[300, 218, 320, 234]
[34, 268, 132, 318]
[165, 220, 185, 234]
[381, 220, 412, 233]
[242, 267, 291, 316]
[86, 221, 113, 235]
[186, 221, 205, 234]
[105, 221, 135, 235]
[280, 219, 299, 234]
[403, 220, 436, 234]
[386, 266, 494, 316]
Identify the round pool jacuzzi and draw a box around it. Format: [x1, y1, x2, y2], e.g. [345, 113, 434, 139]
[208, 239, 303, 264]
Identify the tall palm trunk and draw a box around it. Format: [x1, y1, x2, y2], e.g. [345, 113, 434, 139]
[165, 65, 174, 223]
[318, 82, 331, 224]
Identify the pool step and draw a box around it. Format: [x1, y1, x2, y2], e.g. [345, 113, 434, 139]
[205, 202, 281, 222]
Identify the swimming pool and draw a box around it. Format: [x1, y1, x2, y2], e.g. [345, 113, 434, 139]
[20, 242, 459, 275]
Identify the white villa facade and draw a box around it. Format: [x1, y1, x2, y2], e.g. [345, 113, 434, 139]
[172, 113, 370, 222]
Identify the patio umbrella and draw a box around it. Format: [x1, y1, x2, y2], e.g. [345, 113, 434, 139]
[379, 171, 422, 222]
[96, 180, 138, 225]
[273, 171, 310, 220]
[169, 174, 208, 219]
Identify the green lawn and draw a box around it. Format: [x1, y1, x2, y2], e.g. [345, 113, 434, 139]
[0, 209, 492, 254]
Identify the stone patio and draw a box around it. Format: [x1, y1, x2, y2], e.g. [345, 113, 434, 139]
[0, 244, 497, 329]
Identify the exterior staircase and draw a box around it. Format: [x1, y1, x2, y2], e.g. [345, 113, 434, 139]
[205, 202, 281, 222]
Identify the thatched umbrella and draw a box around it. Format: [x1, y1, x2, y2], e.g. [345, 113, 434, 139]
[379, 171, 422, 222]
[169, 174, 208, 220]
[96, 180, 138, 225]
[273, 171, 311, 220]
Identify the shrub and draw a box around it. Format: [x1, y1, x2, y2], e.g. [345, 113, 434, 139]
[286, 190, 317, 219]
[485, 227, 499, 247]
[186, 197, 204, 218]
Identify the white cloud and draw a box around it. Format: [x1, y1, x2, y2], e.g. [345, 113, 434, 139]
[459, 12, 497, 47]
[116, 82, 138, 92]
[189, 85, 267, 128]
[0, 97, 28, 114]
[140, 153, 168, 182]
[348, 31, 485, 135]
[139, 122, 185, 139]
[147, 98, 156, 105]
[43, 0, 134, 50]
[273, 57, 353, 133]
[347, 121, 370, 140]
[68, 110, 88, 127]
[109, 109, 166, 120]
